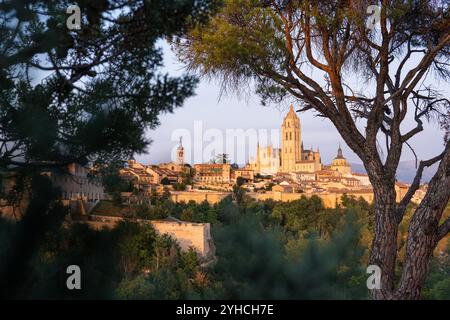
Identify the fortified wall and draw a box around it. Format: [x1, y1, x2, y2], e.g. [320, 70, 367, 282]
[247, 191, 375, 208]
[169, 189, 410, 209]
[83, 215, 214, 259]
[170, 191, 230, 204]
[169, 190, 378, 208]
[151, 220, 213, 259]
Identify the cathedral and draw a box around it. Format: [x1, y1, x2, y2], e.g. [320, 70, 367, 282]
[250, 104, 322, 175]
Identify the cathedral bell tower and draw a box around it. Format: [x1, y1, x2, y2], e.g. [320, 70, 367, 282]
[281, 104, 302, 172]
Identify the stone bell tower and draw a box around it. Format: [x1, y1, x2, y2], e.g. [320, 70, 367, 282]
[281, 104, 302, 172]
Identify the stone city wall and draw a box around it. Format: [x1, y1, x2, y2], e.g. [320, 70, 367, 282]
[247, 191, 375, 208]
[169, 189, 376, 208]
[83, 215, 213, 258]
[170, 191, 230, 204]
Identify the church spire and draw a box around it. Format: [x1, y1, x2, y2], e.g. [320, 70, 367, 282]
[286, 103, 297, 119]
[337, 143, 344, 158]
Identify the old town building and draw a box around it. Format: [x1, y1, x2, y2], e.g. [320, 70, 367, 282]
[194, 163, 231, 184]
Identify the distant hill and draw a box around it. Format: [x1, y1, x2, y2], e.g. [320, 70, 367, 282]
[350, 160, 439, 184]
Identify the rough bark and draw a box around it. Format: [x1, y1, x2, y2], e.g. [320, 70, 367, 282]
[393, 144, 450, 299]
[368, 181, 398, 299]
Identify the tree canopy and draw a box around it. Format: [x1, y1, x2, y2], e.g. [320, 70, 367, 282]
[0, 0, 218, 298]
[0, 0, 218, 170]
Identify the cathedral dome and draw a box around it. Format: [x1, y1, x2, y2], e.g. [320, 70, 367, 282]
[331, 144, 351, 174]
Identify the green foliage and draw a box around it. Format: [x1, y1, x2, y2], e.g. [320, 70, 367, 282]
[160, 177, 171, 185]
[173, 182, 187, 191]
[1, 185, 447, 299]
[147, 204, 170, 220]
[215, 153, 230, 164]
[117, 222, 157, 275]
[211, 212, 368, 299]
[115, 274, 155, 299]
[422, 241, 450, 299]
[100, 161, 134, 193]
[181, 170, 194, 185]
[232, 184, 247, 209]
[0, 215, 209, 299]
[176, 200, 217, 223]
[135, 203, 151, 219]
[1, 0, 217, 168]
[112, 191, 123, 207]
[115, 233, 210, 299]
[0, 0, 217, 296]
[181, 208, 194, 221]
[265, 183, 274, 191]
[235, 176, 245, 186]
[178, 0, 449, 106]
[271, 195, 326, 235]
[178, 0, 289, 98]
[162, 187, 171, 199]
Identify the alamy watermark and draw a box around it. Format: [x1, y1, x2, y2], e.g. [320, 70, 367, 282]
[64, 3, 383, 31]
[366, 265, 381, 290]
[66, 5, 81, 30]
[170, 121, 280, 164]
[366, 5, 381, 30]
[66, 265, 81, 290]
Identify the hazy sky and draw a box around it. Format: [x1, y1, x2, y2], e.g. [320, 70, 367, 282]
[136, 42, 447, 167]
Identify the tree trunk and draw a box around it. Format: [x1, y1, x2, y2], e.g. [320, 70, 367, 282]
[394, 149, 450, 299]
[369, 184, 398, 299]
[393, 204, 439, 299]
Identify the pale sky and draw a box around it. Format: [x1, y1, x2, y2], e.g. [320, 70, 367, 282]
[136, 42, 448, 167]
